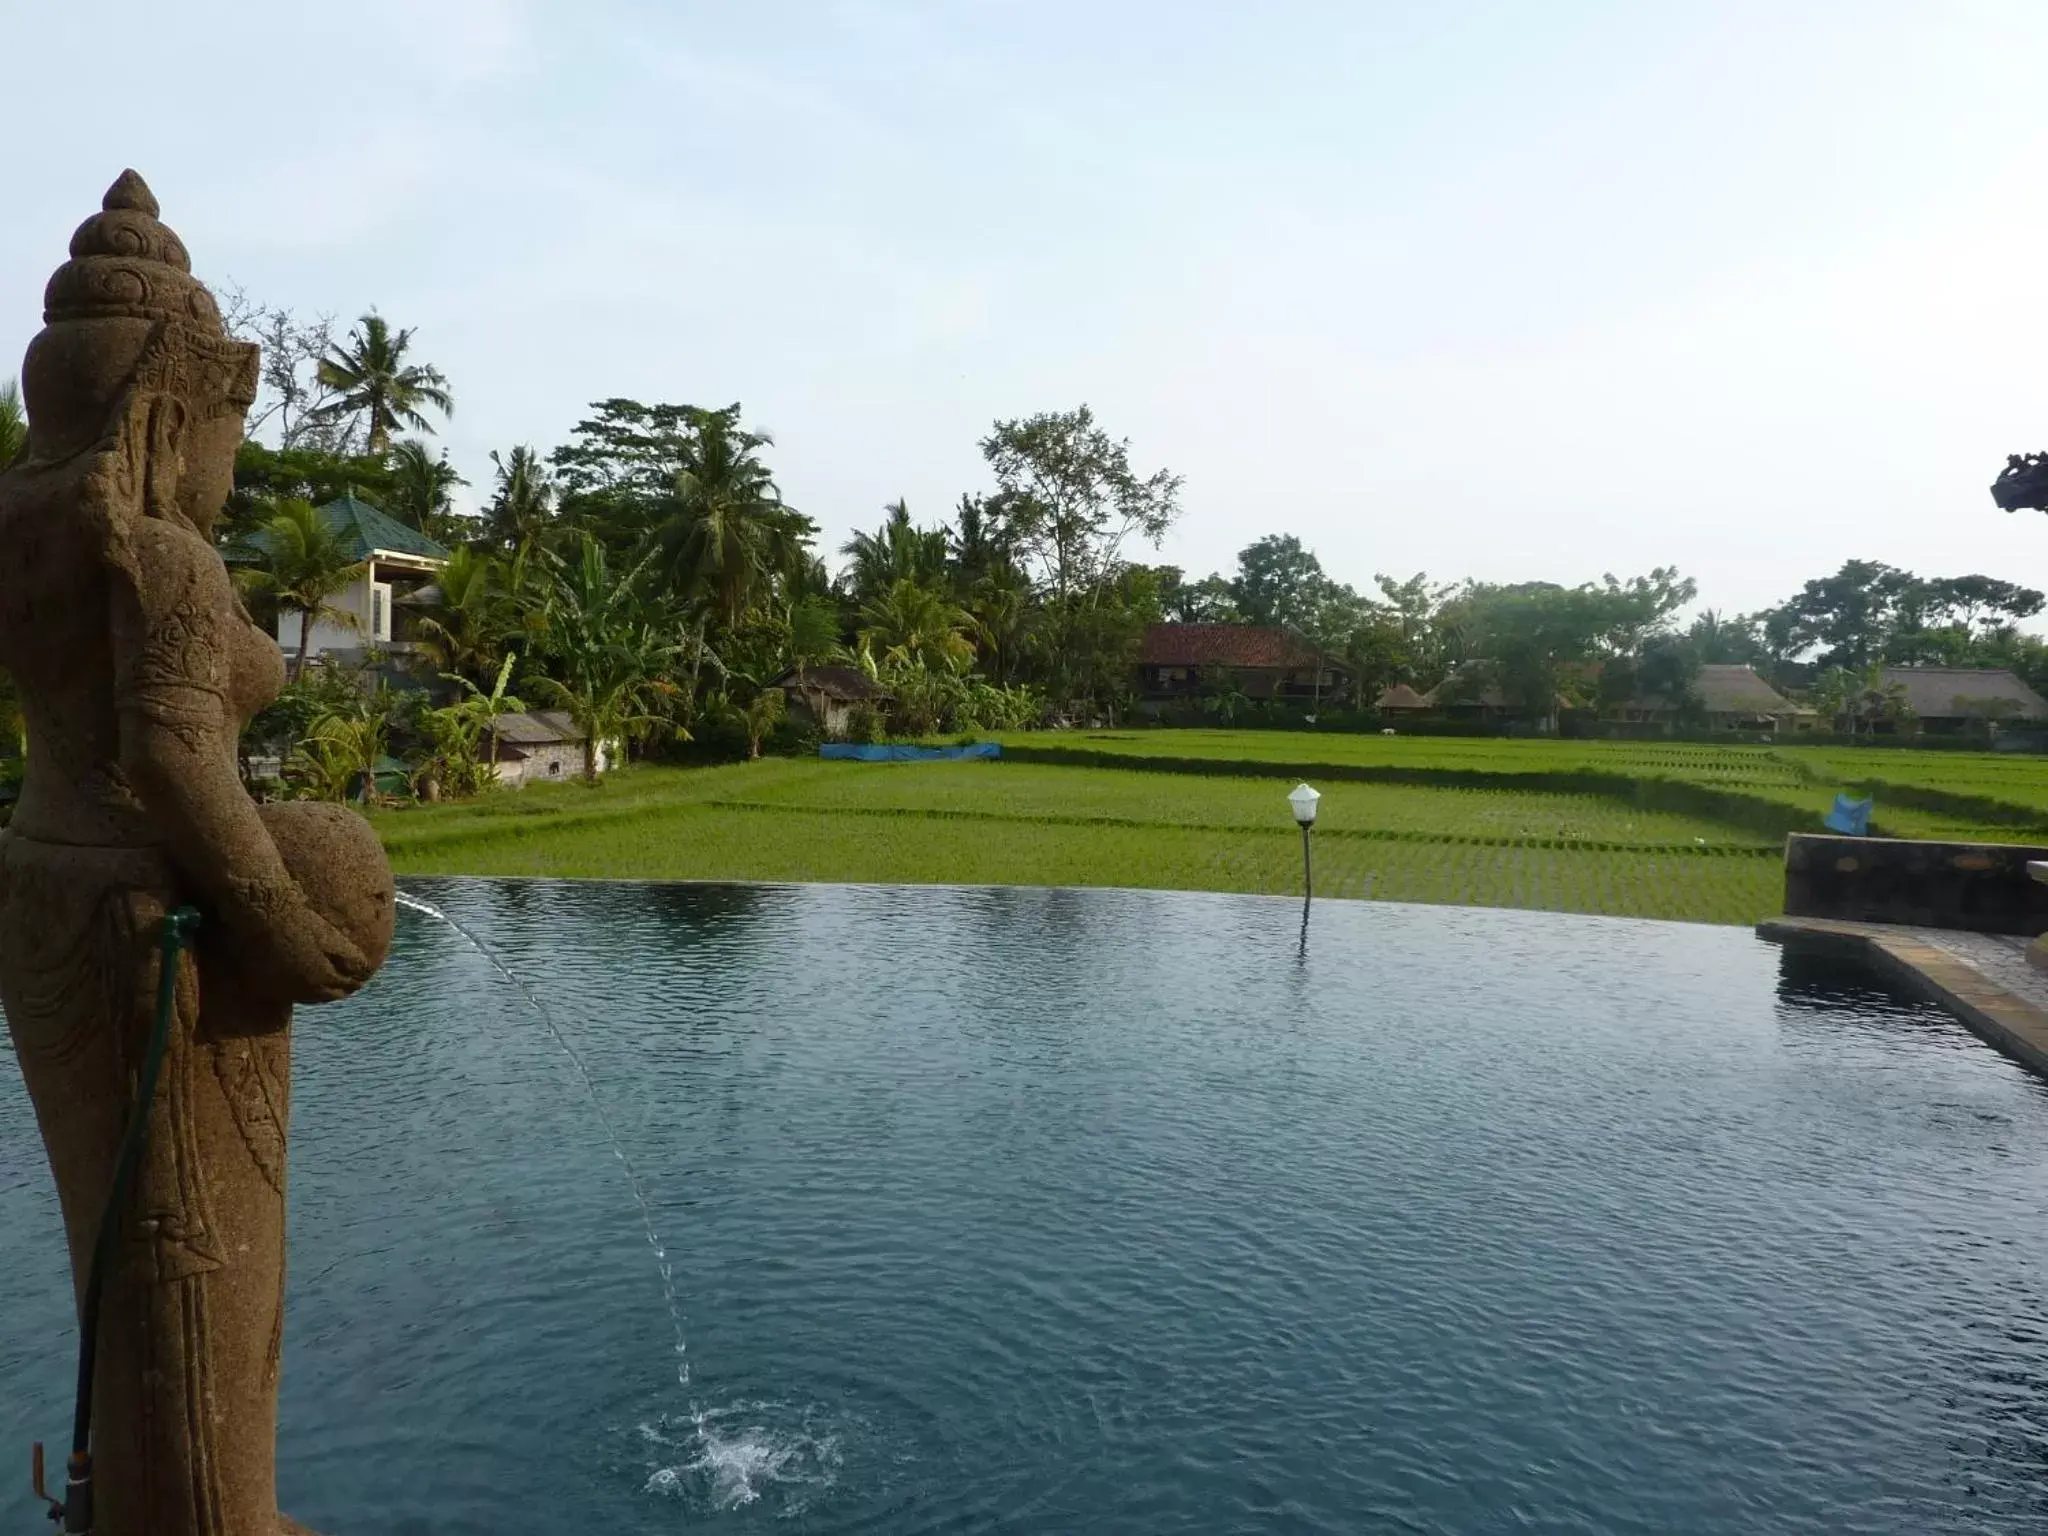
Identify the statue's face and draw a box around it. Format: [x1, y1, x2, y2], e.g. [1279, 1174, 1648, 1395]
[176, 409, 245, 538]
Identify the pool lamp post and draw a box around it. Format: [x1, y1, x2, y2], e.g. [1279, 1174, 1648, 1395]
[1289, 782, 1321, 903]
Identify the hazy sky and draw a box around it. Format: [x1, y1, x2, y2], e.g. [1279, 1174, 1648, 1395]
[7, 0, 2048, 616]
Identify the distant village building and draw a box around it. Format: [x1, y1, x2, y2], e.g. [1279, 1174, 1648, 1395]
[488, 710, 616, 786]
[1623, 664, 1802, 732]
[773, 665, 891, 738]
[1418, 674, 1575, 722]
[1376, 683, 1431, 715]
[262, 492, 450, 671]
[1136, 624, 1350, 707]
[1876, 666, 2048, 734]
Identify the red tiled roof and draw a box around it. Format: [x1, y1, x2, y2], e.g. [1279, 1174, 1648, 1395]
[1139, 624, 1326, 669]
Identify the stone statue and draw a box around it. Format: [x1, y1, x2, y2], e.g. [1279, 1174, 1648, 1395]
[0, 172, 395, 1534]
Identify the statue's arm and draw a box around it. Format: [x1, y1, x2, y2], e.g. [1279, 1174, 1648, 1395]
[111, 520, 369, 1001]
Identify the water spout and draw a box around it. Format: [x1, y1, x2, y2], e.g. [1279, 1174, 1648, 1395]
[391, 889, 690, 1385]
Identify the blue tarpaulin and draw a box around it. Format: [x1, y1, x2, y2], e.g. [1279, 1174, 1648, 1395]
[1823, 792, 1873, 836]
[820, 742, 1001, 762]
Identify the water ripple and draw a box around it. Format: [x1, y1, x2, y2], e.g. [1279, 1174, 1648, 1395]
[5, 880, 2048, 1532]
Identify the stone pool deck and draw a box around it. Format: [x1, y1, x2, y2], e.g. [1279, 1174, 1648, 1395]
[1759, 916, 2048, 1080]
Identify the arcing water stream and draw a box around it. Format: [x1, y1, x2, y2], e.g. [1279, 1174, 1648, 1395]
[391, 891, 690, 1387]
[390, 889, 848, 1510]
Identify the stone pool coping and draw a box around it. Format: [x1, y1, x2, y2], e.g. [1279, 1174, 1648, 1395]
[1759, 915, 2048, 1080]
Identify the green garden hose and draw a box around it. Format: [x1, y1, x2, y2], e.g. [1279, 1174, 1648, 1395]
[32, 904, 199, 1531]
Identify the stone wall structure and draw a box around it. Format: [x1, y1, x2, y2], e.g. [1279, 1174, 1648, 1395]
[1783, 832, 2048, 936]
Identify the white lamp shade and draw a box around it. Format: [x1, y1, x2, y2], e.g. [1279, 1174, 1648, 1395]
[1288, 782, 1321, 826]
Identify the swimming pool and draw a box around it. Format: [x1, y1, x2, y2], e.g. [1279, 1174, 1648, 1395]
[5, 880, 2046, 1532]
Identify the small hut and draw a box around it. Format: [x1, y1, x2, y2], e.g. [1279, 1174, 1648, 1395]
[1376, 683, 1430, 715]
[488, 710, 616, 785]
[774, 666, 891, 738]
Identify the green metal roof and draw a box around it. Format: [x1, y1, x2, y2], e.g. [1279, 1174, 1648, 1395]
[317, 491, 450, 562]
[225, 489, 451, 565]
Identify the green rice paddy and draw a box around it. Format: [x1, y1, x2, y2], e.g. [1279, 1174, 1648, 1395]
[370, 729, 2048, 925]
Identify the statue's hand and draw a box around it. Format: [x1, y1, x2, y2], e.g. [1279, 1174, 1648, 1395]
[225, 885, 376, 1005]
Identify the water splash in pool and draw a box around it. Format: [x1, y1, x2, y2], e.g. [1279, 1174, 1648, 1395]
[639, 1405, 845, 1513]
[391, 889, 691, 1386]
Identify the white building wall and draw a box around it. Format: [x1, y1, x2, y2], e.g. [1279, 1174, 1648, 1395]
[277, 574, 370, 663]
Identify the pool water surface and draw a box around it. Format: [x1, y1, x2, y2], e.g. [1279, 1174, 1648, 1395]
[4, 879, 2048, 1533]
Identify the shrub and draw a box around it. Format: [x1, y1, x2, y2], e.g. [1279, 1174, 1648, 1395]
[843, 701, 883, 743]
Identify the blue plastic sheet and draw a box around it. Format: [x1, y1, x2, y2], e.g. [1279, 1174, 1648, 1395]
[1823, 792, 1872, 836]
[819, 742, 1001, 762]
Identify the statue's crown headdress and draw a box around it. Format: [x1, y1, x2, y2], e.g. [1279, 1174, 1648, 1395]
[44, 170, 224, 332]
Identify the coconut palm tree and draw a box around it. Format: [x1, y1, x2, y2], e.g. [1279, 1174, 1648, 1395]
[485, 444, 557, 554]
[533, 535, 681, 781]
[783, 595, 845, 680]
[316, 312, 454, 455]
[963, 564, 1033, 683]
[657, 407, 815, 631]
[840, 499, 948, 605]
[741, 687, 785, 759]
[387, 439, 467, 540]
[412, 545, 504, 683]
[859, 578, 975, 673]
[0, 378, 25, 467]
[240, 498, 367, 679]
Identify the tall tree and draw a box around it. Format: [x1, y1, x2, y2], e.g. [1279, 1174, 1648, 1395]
[980, 406, 1182, 605]
[1758, 561, 2045, 670]
[1687, 608, 1766, 665]
[386, 439, 467, 540]
[1232, 534, 1326, 630]
[1760, 560, 1918, 672]
[1371, 572, 1458, 688]
[859, 578, 976, 673]
[1158, 569, 1240, 624]
[1439, 576, 1690, 728]
[782, 595, 846, 685]
[316, 312, 454, 455]
[979, 405, 1181, 700]
[658, 406, 814, 629]
[1592, 567, 1697, 656]
[842, 499, 949, 604]
[239, 498, 368, 679]
[531, 535, 680, 781]
[549, 398, 703, 537]
[947, 492, 1017, 588]
[218, 288, 345, 450]
[411, 545, 504, 683]
[485, 445, 557, 554]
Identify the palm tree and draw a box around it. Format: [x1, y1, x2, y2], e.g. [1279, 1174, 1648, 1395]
[240, 498, 367, 679]
[858, 578, 975, 673]
[533, 535, 681, 781]
[841, 499, 948, 605]
[784, 595, 845, 680]
[291, 711, 388, 803]
[741, 687, 785, 759]
[316, 312, 454, 455]
[412, 545, 504, 683]
[485, 445, 556, 554]
[387, 439, 467, 539]
[657, 408, 815, 630]
[963, 565, 1032, 683]
[0, 377, 25, 467]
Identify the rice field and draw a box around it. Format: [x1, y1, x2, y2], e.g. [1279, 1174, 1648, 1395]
[367, 729, 2048, 926]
